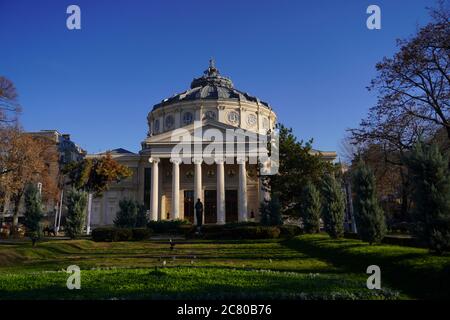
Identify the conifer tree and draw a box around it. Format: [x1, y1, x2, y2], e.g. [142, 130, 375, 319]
[321, 174, 345, 238]
[260, 194, 282, 226]
[114, 199, 138, 228]
[23, 184, 43, 245]
[300, 182, 322, 233]
[65, 188, 88, 239]
[405, 141, 450, 254]
[352, 162, 386, 244]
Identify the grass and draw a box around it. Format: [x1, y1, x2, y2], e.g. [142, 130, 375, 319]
[0, 234, 448, 299]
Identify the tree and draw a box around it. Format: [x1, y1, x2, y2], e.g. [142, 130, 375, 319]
[135, 203, 148, 227]
[299, 182, 322, 233]
[0, 128, 58, 231]
[367, 4, 450, 141]
[65, 188, 88, 239]
[23, 184, 44, 246]
[64, 153, 132, 233]
[405, 141, 450, 254]
[260, 194, 282, 226]
[114, 199, 148, 228]
[348, 4, 450, 219]
[0, 76, 21, 124]
[64, 153, 132, 197]
[267, 124, 334, 216]
[321, 174, 345, 238]
[352, 162, 387, 244]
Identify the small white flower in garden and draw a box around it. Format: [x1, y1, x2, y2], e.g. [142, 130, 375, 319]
[191, 260, 194, 264]
[269, 259, 272, 263]
[163, 260, 166, 266]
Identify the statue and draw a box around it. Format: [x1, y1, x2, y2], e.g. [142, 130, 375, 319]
[194, 198, 203, 228]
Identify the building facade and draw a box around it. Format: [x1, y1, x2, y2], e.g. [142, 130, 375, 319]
[88, 61, 336, 227]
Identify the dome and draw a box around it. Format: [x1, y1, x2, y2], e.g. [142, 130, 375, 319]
[153, 60, 270, 110]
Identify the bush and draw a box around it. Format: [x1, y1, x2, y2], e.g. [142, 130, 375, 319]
[131, 228, 152, 241]
[147, 219, 191, 234]
[200, 225, 281, 240]
[114, 199, 148, 228]
[279, 225, 302, 238]
[260, 195, 282, 226]
[91, 227, 133, 242]
[92, 227, 117, 242]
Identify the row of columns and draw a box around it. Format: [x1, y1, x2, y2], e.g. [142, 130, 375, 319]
[148, 157, 248, 224]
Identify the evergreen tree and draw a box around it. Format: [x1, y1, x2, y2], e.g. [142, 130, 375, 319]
[352, 162, 386, 244]
[65, 188, 88, 239]
[405, 141, 450, 254]
[299, 182, 322, 233]
[321, 174, 345, 238]
[23, 184, 43, 245]
[135, 203, 148, 227]
[114, 199, 148, 228]
[114, 199, 138, 228]
[260, 194, 282, 226]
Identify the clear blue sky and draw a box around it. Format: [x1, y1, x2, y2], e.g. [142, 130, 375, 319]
[0, 0, 434, 155]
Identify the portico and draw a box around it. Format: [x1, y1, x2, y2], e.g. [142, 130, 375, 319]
[147, 156, 250, 224]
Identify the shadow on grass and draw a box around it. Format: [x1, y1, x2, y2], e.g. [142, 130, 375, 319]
[282, 235, 450, 300]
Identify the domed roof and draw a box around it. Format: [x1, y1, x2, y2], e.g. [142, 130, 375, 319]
[153, 60, 269, 109]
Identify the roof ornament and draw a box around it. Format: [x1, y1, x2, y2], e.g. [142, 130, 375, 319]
[205, 58, 219, 77]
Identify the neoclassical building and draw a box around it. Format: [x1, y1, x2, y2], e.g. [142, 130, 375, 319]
[87, 61, 335, 227]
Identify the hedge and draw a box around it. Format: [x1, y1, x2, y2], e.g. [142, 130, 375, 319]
[278, 225, 302, 238]
[147, 220, 192, 234]
[191, 225, 282, 240]
[92, 227, 152, 242]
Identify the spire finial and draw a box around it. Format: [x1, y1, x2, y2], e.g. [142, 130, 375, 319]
[205, 58, 219, 77]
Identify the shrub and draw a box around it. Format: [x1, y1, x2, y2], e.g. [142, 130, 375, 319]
[131, 228, 152, 241]
[279, 224, 302, 238]
[91, 227, 134, 242]
[405, 141, 450, 254]
[321, 174, 345, 239]
[147, 219, 191, 234]
[201, 225, 281, 240]
[65, 188, 88, 239]
[92, 227, 117, 242]
[260, 194, 282, 226]
[115, 228, 133, 241]
[114, 199, 148, 228]
[299, 182, 322, 233]
[352, 161, 387, 244]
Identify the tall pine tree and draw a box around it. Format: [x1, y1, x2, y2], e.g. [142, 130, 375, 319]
[405, 141, 450, 254]
[321, 174, 345, 238]
[300, 182, 322, 233]
[23, 184, 43, 246]
[352, 162, 386, 244]
[65, 188, 88, 239]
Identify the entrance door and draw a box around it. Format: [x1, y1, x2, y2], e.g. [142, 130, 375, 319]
[204, 190, 217, 224]
[184, 190, 194, 223]
[225, 190, 238, 223]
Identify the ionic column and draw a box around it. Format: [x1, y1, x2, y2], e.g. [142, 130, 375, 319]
[171, 158, 181, 220]
[149, 157, 159, 221]
[238, 158, 248, 222]
[193, 158, 203, 225]
[216, 159, 225, 224]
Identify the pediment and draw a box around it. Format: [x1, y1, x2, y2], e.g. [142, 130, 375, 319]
[143, 119, 265, 144]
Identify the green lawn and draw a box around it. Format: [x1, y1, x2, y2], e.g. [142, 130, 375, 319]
[0, 234, 448, 300]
